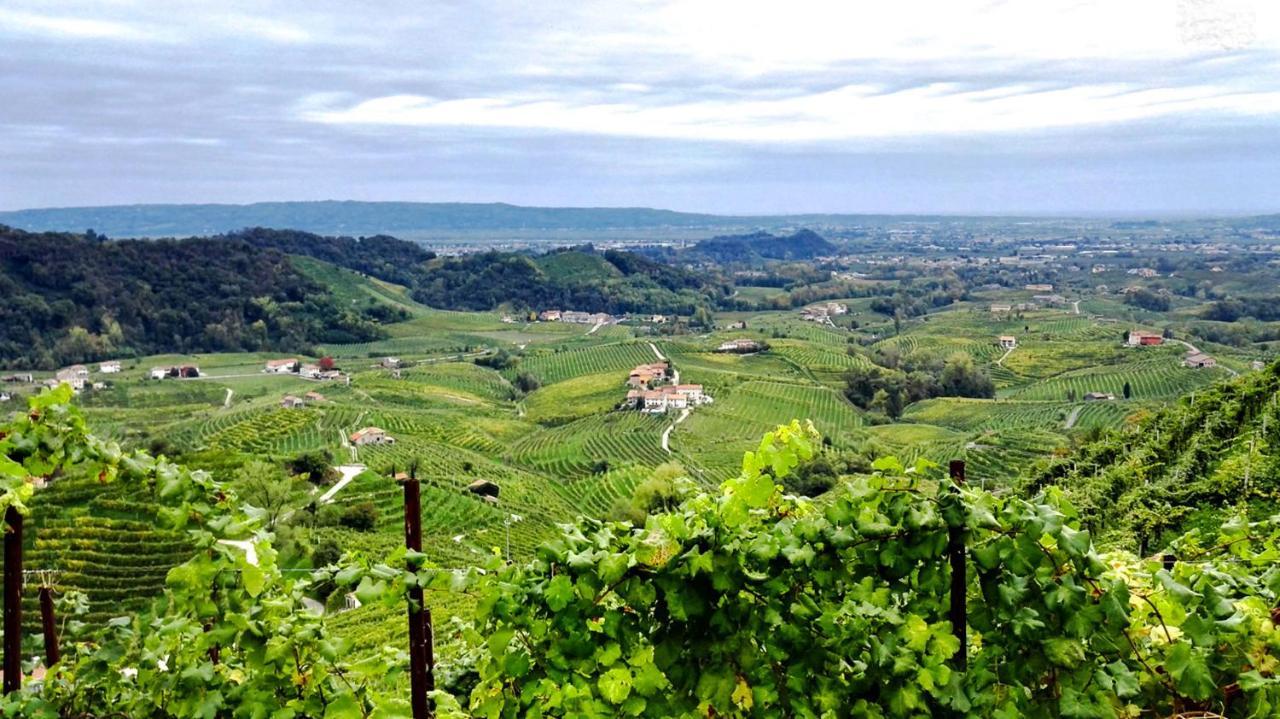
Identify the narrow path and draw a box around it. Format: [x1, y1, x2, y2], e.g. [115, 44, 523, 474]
[587, 321, 604, 335]
[648, 342, 666, 361]
[1072, 300, 1081, 315]
[661, 408, 691, 453]
[223, 388, 233, 407]
[1063, 405, 1083, 429]
[318, 464, 366, 505]
[995, 346, 1015, 367]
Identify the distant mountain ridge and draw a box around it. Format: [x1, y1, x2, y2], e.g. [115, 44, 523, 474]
[0, 200, 1067, 238]
[0, 201, 738, 238]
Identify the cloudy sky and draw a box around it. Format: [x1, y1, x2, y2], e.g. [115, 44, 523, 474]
[2, 0, 1278, 215]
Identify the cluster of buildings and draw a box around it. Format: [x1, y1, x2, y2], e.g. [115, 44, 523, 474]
[264, 359, 341, 380]
[990, 302, 1038, 313]
[621, 360, 711, 414]
[800, 302, 847, 323]
[1127, 268, 1160, 278]
[537, 310, 614, 325]
[280, 391, 326, 409]
[150, 365, 201, 379]
[716, 338, 763, 353]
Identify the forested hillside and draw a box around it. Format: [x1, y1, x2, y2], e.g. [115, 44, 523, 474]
[1026, 360, 1280, 552]
[0, 226, 389, 368]
[407, 246, 729, 314]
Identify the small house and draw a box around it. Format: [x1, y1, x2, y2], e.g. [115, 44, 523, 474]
[1184, 352, 1216, 369]
[675, 384, 707, 404]
[380, 357, 401, 369]
[280, 395, 306, 409]
[1083, 392, 1115, 401]
[726, 321, 747, 330]
[176, 365, 200, 378]
[304, 391, 326, 402]
[299, 364, 322, 379]
[538, 310, 562, 322]
[0, 392, 11, 402]
[99, 361, 122, 374]
[989, 304, 1012, 313]
[717, 338, 761, 353]
[1126, 330, 1164, 347]
[998, 336, 1017, 350]
[149, 367, 171, 380]
[467, 479, 500, 501]
[350, 427, 395, 445]
[264, 359, 298, 374]
[2, 374, 33, 384]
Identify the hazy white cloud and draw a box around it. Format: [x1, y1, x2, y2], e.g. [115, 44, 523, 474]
[2, 0, 1280, 213]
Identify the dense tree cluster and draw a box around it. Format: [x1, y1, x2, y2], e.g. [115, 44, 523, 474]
[1202, 296, 1280, 322]
[844, 351, 995, 418]
[409, 249, 725, 315]
[0, 225, 387, 368]
[222, 227, 436, 288]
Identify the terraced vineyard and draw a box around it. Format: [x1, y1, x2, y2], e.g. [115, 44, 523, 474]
[519, 341, 660, 386]
[1005, 356, 1228, 401]
[29, 273, 1261, 667]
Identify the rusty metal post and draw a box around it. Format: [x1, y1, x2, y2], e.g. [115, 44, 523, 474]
[38, 586, 59, 668]
[947, 460, 967, 671]
[4, 507, 23, 694]
[402, 468, 434, 718]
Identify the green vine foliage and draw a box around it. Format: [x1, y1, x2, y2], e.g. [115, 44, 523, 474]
[454, 420, 1280, 718]
[6, 393, 1280, 717]
[0, 387, 412, 718]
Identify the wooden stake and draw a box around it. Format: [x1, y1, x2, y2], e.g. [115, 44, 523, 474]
[38, 586, 59, 668]
[3, 507, 23, 694]
[947, 460, 967, 671]
[401, 468, 435, 718]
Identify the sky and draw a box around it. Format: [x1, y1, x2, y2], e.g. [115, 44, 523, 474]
[2, 0, 1279, 215]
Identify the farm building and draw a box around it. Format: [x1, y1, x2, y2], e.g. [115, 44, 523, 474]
[538, 310, 562, 321]
[54, 368, 87, 390]
[725, 321, 747, 330]
[2, 374, 33, 383]
[1184, 352, 1217, 369]
[627, 362, 670, 388]
[989, 304, 1012, 313]
[1253, 360, 1266, 371]
[1126, 331, 1164, 347]
[1084, 392, 1115, 401]
[280, 395, 305, 409]
[299, 364, 323, 379]
[149, 367, 170, 380]
[350, 427, 395, 445]
[305, 391, 326, 402]
[998, 336, 1017, 350]
[99, 361, 121, 373]
[175, 366, 200, 378]
[717, 338, 762, 353]
[265, 359, 298, 373]
[0, 392, 9, 402]
[1024, 283, 1054, 292]
[380, 357, 401, 368]
[467, 479, 500, 501]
